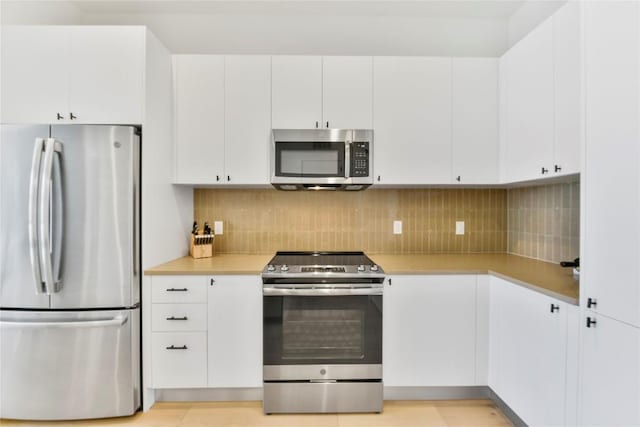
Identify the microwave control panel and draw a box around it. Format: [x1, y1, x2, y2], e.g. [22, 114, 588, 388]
[351, 142, 370, 177]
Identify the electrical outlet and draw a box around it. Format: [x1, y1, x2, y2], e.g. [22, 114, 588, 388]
[393, 220, 402, 235]
[456, 221, 465, 235]
[214, 221, 224, 235]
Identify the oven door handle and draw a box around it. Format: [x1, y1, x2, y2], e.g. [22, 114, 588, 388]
[262, 287, 383, 296]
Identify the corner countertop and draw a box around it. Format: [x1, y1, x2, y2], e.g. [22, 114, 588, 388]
[145, 252, 579, 305]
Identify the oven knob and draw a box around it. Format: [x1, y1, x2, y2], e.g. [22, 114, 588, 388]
[357, 265, 366, 272]
[320, 369, 327, 375]
[280, 264, 289, 272]
[267, 264, 275, 272]
[371, 264, 379, 272]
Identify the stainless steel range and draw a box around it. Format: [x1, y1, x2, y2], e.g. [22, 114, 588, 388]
[262, 251, 384, 414]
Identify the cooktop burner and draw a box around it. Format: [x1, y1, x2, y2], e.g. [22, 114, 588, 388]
[261, 251, 385, 281]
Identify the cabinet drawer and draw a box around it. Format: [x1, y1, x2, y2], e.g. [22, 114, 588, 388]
[151, 276, 207, 303]
[152, 304, 207, 332]
[151, 332, 207, 388]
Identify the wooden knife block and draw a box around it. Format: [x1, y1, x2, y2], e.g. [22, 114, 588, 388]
[190, 234, 214, 259]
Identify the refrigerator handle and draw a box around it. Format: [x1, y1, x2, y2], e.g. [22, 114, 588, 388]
[51, 144, 64, 291]
[28, 138, 46, 294]
[0, 315, 128, 329]
[38, 138, 63, 295]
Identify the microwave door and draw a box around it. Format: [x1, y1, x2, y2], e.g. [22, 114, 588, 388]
[275, 142, 345, 178]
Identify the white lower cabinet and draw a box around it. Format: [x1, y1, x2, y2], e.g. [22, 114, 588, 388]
[489, 276, 575, 427]
[151, 332, 208, 388]
[579, 313, 640, 426]
[383, 275, 478, 386]
[207, 276, 262, 388]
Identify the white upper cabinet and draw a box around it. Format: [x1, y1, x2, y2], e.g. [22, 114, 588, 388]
[272, 56, 373, 130]
[224, 56, 271, 184]
[271, 56, 322, 129]
[583, 1, 640, 328]
[504, 19, 555, 182]
[552, 1, 581, 176]
[1, 26, 144, 125]
[173, 55, 271, 185]
[322, 56, 373, 129]
[452, 58, 499, 184]
[373, 57, 452, 184]
[173, 55, 225, 184]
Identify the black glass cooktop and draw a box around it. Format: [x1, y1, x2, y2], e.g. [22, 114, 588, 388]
[268, 251, 372, 267]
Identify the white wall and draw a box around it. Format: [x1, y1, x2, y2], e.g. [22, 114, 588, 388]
[0, 1, 83, 25]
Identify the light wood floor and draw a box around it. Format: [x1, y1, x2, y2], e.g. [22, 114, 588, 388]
[1, 400, 513, 427]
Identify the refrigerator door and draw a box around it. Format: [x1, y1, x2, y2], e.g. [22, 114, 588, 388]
[0, 308, 140, 420]
[49, 125, 140, 309]
[0, 125, 51, 309]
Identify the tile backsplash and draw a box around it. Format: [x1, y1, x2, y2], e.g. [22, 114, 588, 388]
[507, 181, 580, 263]
[194, 189, 507, 254]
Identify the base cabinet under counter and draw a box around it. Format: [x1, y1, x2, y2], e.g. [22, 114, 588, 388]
[148, 275, 262, 390]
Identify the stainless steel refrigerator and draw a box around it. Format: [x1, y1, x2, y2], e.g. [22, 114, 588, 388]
[0, 124, 141, 420]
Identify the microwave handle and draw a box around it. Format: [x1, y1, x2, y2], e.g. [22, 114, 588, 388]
[344, 140, 351, 179]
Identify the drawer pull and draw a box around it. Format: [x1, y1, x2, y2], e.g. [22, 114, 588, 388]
[166, 345, 188, 350]
[166, 288, 188, 292]
[166, 316, 188, 321]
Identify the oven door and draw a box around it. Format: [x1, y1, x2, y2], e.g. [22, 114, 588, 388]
[263, 290, 382, 381]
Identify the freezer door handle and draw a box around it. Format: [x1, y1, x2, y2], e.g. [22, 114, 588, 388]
[28, 138, 46, 294]
[0, 315, 128, 329]
[38, 138, 63, 295]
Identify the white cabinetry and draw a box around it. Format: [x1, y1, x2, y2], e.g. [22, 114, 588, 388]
[207, 276, 262, 388]
[173, 55, 271, 185]
[1, 26, 144, 124]
[272, 56, 373, 130]
[383, 275, 478, 386]
[373, 57, 452, 184]
[452, 58, 499, 184]
[151, 276, 208, 388]
[504, 19, 555, 182]
[489, 277, 571, 427]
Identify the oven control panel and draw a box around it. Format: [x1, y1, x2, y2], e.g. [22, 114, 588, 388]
[350, 142, 370, 177]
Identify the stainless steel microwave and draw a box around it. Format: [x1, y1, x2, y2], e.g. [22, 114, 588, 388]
[271, 129, 373, 191]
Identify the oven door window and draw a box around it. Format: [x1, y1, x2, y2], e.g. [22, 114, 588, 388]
[275, 142, 345, 177]
[263, 295, 382, 365]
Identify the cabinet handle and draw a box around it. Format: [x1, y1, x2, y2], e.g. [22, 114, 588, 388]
[456, 176, 461, 182]
[166, 287, 188, 292]
[69, 112, 76, 120]
[56, 113, 64, 120]
[550, 304, 560, 313]
[166, 316, 188, 321]
[586, 317, 597, 328]
[166, 345, 188, 350]
[554, 165, 562, 173]
[315, 121, 319, 128]
[388, 278, 392, 286]
[326, 121, 329, 128]
[377, 175, 381, 182]
[210, 278, 215, 286]
[227, 175, 230, 182]
[216, 175, 220, 182]
[587, 297, 597, 309]
[541, 167, 549, 174]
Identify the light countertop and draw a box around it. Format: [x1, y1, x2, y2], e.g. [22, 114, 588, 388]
[146, 252, 579, 304]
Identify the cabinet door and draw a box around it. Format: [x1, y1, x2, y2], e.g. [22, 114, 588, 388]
[225, 56, 271, 185]
[1, 26, 69, 124]
[490, 277, 568, 427]
[580, 313, 640, 426]
[272, 56, 322, 129]
[322, 56, 373, 129]
[583, 1, 640, 328]
[553, 1, 581, 177]
[173, 55, 225, 184]
[68, 26, 144, 124]
[452, 58, 498, 184]
[505, 19, 555, 182]
[208, 276, 262, 387]
[373, 57, 452, 184]
[383, 275, 476, 386]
